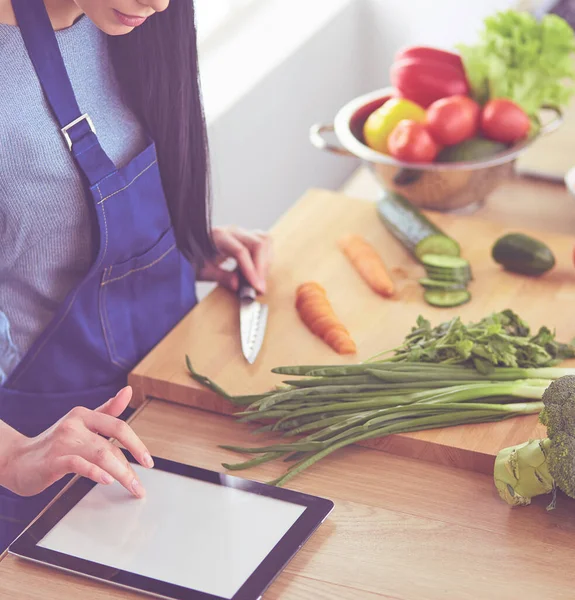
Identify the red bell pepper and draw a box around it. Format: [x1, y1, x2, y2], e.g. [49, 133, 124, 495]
[390, 46, 470, 108]
[395, 46, 465, 72]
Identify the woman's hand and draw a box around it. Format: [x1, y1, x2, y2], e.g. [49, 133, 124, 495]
[2, 387, 152, 498]
[199, 226, 273, 294]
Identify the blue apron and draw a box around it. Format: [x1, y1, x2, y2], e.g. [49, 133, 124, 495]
[0, 0, 197, 551]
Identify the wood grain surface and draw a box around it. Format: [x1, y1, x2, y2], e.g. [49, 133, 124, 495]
[129, 188, 575, 474]
[2, 400, 575, 600]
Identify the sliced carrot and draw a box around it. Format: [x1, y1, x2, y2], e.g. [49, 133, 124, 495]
[339, 234, 395, 297]
[295, 281, 356, 355]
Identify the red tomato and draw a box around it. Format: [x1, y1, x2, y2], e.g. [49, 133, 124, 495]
[387, 120, 439, 163]
[481, 99, 530, 144]
[425, 95, 480, 146]
[391, 58, 469, 108]
[394, 46, 464, 72]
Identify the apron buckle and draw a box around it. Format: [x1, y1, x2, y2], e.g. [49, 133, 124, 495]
[61, 114, 96, 151]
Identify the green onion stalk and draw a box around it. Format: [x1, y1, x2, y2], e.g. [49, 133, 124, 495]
[185, 358, 566, 486]
[185, 310, 575, 486]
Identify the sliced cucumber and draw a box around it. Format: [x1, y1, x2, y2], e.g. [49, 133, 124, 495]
[425, 265, 471, 274]
[415, 235, 461, 261]
[420, 254, 470, 270]
[375, 195, 473, 308]
[424, 289, 471, 308]
[418, 278, 467, 290]
[422, 253, 473, 288]
[377, 190, 461, 259]
[425, 269, 472, 283]
[421, 252, 473, 305]
[425, 264, 472, 274]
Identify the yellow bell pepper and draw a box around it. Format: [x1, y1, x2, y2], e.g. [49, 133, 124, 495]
[363, 98, 426, 154]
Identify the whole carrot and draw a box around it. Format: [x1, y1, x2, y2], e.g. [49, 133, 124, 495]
[339, 234, 395, 297]
[295, 282, 356, 355]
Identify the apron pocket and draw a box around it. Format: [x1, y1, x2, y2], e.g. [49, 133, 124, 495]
[99, 228, 195, 369]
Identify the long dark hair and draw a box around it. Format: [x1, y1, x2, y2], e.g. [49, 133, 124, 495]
[108, 2, 214, 266]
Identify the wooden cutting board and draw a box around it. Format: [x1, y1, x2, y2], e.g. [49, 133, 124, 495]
[129, 189, 575, 475]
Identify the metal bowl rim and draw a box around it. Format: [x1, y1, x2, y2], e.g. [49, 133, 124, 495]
[332, 87, 545, 172]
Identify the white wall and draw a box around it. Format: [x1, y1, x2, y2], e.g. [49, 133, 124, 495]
[203, 0, 367, 231]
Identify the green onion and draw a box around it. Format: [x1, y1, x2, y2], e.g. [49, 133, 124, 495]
[186, 309, 575, 486]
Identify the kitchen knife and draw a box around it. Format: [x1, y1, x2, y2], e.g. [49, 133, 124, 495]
[238, 271, 268, 364]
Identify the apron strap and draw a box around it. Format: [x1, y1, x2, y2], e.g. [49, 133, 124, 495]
[13, 0, 117, 186]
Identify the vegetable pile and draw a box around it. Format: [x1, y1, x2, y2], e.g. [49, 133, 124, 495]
[377, 189, 473, 308]
[457, 10, 575, 121]
[494, 375, 575, 508]
[188, 310, 575, 487]
[363, 10, 575, 164]
[378, 309, 575, 372]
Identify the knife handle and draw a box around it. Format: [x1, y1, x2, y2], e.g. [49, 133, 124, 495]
[237, 270, 257, 301]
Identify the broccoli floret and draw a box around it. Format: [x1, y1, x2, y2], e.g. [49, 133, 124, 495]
[541, 376, 575, 499]
[547, 432, 575, 500]
[540, 375, 575, 436]
[494, 375, 575, 507]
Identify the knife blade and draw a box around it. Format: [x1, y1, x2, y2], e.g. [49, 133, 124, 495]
[238, 272, 268, 364]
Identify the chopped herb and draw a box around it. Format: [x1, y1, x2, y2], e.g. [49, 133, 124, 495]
[380, 310, 575, 373]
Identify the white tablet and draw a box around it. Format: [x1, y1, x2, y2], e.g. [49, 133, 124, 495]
[9, 451, 334, 600]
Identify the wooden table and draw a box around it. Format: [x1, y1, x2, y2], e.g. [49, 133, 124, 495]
[2, 399, 575, 600]
[2, 173, 575, 600]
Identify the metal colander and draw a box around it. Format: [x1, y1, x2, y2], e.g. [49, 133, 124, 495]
[310, 87, 562, 213]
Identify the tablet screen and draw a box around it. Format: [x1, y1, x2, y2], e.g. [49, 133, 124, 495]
[36, 465, 307, 599]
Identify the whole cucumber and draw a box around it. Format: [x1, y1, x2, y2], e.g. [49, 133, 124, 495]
[492, 233, 555, 276]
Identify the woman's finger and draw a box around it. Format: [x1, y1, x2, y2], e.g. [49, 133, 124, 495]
[109, 444, 141, 488]
[203, 227, 273, 293]
[87, 441, 145, 498]
[95, 386, 132, 418]
[83, 410, 154, 470]
[229, 230, 273, 290]
[198, 262, 239, 291]
[250, 237, 272, 286]
[219, 235, 262, 292]
[53, 455, 115, 486]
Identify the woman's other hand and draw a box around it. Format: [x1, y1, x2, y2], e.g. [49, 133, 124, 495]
[3, 387, 152, 498]
[198, 226, 273, 294]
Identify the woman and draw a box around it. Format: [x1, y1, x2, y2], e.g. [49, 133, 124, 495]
[0, 0, 271, 552]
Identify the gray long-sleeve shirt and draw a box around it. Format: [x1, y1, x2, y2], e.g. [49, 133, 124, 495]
[0, 16, 146, 383]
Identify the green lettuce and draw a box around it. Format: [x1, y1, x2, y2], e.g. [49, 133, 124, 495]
[456, 10, 575, 117]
